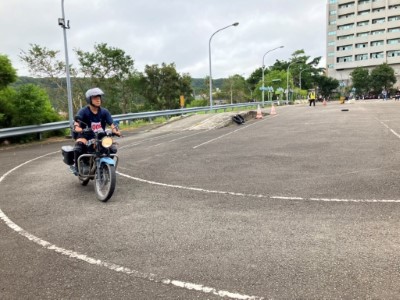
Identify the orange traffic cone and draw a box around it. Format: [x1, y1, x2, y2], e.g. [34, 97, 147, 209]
[323, 99, 327, 106]
[270, 104, 277, 115]
[255, 104, 263, 119]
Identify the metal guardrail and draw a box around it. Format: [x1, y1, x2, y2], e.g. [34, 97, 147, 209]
[0, 101, 276, 139]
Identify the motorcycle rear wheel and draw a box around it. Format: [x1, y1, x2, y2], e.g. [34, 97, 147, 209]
[94, 163, 116, 202]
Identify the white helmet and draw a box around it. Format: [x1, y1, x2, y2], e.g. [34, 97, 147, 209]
[85, 87, 104, 104]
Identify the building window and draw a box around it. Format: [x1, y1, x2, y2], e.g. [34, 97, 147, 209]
[387, 50, 400, 57]
[338, 34, 354, 40]
[357, 32, 369, 37]
[339, 13, 355, 19]
[330, 10, 337, 15]
[372, 7, 385, 13]
[371, 29, 385, 35]
[389, 5, 400, 10]
[389, 15, 400, 21]
[355, 54, 369, 61]
[387, 38, 400, 44]
[358, 10, 370, 15]
[328, 52, 335, 57]
[339, 2, 355, 9]
[388, 27, 400, 32]
[358, 0, 370, 4]
[371, 40, 384, 46]
[356, 43, 368, 48]
[372, 18, 386, 24]
[328, 31, 337, 36]
[338, 23, 354, 30]
[329, 20, 337, 25]
[337, 56, 353, 63]
[328, 64, 335, 69]
[337, 44, 353, 51]
[357, 21, 369, 26]
[330, 0, 337, 3]
[370, 52, 384, 59]
[328, 41, 336, 46]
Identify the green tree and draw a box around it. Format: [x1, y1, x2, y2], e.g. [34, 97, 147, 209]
[75, 43, 137, 114]
[0, 55, 17, 125]
[140, 63, 192, 110]
[19, 44, 75, 112]
[8, 84, 60, 127]
[0, 87, 15, 127]
[370, 63, 397, 93]
[350, 67, 370, 96]
[247, 68, 263, 92]
[269, 50, 324, 91]
[0, 54, 17, 90]
[253, 70, 286, 101]
[314, 76, 339, 98]
[220, 74, 248, 103]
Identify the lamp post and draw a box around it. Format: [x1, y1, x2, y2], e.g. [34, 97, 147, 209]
[59, 0, 73, 131]
[299, 67, 309, 91]
[209, 22, 239, 111]
[262, 46, 284, 107]
[286, 60, 301, 104]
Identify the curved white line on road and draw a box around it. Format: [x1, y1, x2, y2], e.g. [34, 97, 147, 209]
[193, 115, 277, 149]
[118, 172, 400, 203]
[0, 154, 263, 300]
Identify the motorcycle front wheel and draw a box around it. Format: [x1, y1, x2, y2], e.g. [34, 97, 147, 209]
[94, 163, 116, 202]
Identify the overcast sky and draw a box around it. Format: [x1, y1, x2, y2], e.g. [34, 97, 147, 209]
[0, 0, 326, 79]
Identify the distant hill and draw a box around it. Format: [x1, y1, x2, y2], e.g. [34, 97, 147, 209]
[191, 78, 224, 90]
[13, 76, 226, 97]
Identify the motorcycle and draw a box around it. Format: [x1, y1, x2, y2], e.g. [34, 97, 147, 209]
[61, 118, 120, 202]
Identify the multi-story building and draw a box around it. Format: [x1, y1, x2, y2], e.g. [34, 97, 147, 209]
[326, 0, 400, 89]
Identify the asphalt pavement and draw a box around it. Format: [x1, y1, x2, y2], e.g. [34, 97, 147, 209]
[1, 100, 400, 299]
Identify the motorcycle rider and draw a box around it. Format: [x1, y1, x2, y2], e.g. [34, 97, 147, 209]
[72, 87, 121, 175]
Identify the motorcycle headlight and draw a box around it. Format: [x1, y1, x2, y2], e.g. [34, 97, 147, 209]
[101, 136, 113, 148]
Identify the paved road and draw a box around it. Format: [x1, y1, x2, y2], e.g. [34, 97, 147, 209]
[1, 101, 400, 299]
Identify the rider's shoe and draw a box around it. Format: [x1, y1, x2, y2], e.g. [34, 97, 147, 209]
[82, 164, 90, 175]
[69, 165, 78, 176]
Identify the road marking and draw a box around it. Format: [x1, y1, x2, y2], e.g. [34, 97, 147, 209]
[0, 154, 263, 300]
[118, 172, 400, 203]
[378, 119, 400, 139]
[150, 130, 210, 148]
[193, 116, 277, 149]
[119, 131, 180, 150]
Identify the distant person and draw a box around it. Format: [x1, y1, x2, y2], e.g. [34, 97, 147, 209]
[382, 89, 388, 101]
[308, 90, 316, 106]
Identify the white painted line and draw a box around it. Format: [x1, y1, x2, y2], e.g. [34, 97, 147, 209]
[193, 116, 277, 149]
[151, 130, 210, 148]
[0, 208, 262, 299]
[378, 119, 400, 140]
[0, 154, 264, 300]
[119, 131, 180, 150]
[118, 172, 400, 203]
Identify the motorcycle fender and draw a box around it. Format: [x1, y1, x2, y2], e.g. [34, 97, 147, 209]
[99, 157, 116, 166]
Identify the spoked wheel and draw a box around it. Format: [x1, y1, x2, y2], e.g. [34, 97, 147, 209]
[94, 163, 116, 202]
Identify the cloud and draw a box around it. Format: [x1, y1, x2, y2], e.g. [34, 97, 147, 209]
[0, 0, 326, 78]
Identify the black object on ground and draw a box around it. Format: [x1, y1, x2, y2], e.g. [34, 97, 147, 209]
[232, 114, 245, 124]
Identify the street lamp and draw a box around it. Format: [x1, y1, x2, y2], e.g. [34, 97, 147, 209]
[262, 46, 284, 107]
[209, 22, 239, 111]
[286, 60, 301, 104]
[299, 67, 310, 91]
[59, 0, 73, 131]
